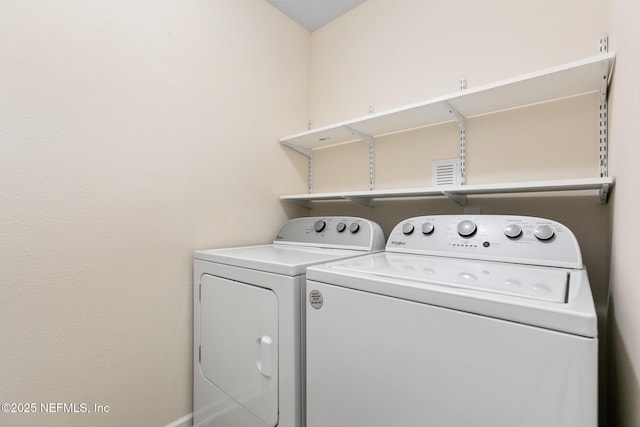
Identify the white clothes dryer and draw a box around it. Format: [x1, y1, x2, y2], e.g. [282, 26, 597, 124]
[193, 216, 385, 427]
[305, 215, 598, 427]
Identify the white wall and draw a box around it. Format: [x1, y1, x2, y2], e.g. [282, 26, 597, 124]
[608, 0, 640, 424]
[0, 1, 309, 425]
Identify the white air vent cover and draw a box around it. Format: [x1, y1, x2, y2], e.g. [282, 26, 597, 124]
[432, 159, 461, 186]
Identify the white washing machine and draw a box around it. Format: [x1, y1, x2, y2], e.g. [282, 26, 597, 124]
[305, 215, 598, 427]
[193, 216, 385, 427]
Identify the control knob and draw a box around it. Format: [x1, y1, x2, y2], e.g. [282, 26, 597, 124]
[402, 223, 414, 235]
[421, 222, 435, 235]
[534, 225, 555, 241]
[457, 220, 476, 237]
[349, 223, 360, 233]
[314, 219, 326, 233]
[504, 224, 522, 239]
[336, 222, 346, 233]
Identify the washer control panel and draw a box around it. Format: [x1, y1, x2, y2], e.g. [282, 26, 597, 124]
[274, 217, 385, 251]
[387, 215, 582, 268]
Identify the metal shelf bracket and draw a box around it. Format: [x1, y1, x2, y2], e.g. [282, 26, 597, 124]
[343, 196, 375, 208]
[287, 199, 312, 209]
[443, 192, 467, 206]
[345, 126, 376, 191]
[599, 183, 610, 204]
[445, 100, 467, 185]
[599, 35, 610, 179]
[282, 143, 314, 194]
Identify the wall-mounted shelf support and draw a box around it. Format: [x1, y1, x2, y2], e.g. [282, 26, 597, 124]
[461, 78, 468, 185]
[282, 144, 314, 193]
[344, 195, 375, 208]
[345, 126, 375, 191]
[443, 191, 467, 206]
[282, 143, 312, 159]
[599, 35, 610, 179]
[445, 100, 467, 185]
[287, 198, 313, 209]
[599, 183, 610, 203]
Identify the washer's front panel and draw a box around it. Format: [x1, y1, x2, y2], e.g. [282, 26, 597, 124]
[306, 281, 597, 427]
[200, 274, 278, 427]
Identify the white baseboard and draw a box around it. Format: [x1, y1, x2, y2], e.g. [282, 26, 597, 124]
[164, 412, 193, 427]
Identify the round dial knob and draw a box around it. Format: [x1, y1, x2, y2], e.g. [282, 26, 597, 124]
[421, 222, 435, 235]
[336, 222, 346, 233]
[534, 225, 555, 241]
[504, 224, 522, 239]
[457, 220, 477, 237]
[402, 223, 414, 235]
[349, 223, 360, 233]
[314, 219, 326, 233]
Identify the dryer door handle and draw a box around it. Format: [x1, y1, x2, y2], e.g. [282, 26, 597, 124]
[256, 335, 273, 378]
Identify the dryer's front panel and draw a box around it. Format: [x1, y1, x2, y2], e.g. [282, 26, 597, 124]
[200, 274, 278, 427]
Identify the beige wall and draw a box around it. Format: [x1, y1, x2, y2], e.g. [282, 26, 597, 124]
[309, 0, 608, 191]
[310, 0, 608, 127]
[306, 0, 616, 425]
[0, 1, 308, 425]
[609, 0, 640, 424]
[3, 0, 636, 426]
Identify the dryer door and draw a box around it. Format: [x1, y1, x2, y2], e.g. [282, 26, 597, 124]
[200, 274, 278, 427]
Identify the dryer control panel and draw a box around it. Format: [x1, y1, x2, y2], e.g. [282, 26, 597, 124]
[274, 217, 385, 251]
[387, 215, 582, 269]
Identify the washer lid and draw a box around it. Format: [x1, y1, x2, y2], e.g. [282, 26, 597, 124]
[331, 252, 569, 303]
[307, 252, 597, 337]
[194, 244, 367, 276]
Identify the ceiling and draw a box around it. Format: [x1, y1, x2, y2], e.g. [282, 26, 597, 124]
[264, 0, 368, 32]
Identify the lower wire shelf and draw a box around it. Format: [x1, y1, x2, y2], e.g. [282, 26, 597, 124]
[280, 177, 614, 208]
